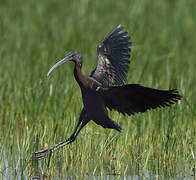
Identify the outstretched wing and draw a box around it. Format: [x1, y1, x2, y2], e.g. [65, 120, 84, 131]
[90, 25, 131, 87]
[100, 84, 182, 115]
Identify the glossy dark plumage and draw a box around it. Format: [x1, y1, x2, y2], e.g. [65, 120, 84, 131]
[101, 84, 181, 115]
[91, 24, 131, 87]
[33, 25, 181, 159]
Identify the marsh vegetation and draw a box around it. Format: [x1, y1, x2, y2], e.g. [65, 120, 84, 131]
[0, 0, 195, 179]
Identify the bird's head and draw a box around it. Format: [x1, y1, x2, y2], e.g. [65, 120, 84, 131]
[47, 51, 82, 77]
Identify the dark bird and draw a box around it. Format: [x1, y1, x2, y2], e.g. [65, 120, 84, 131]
[33, 25, 181, 159]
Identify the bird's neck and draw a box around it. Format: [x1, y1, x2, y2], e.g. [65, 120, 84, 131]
[74, 62, 84, 88]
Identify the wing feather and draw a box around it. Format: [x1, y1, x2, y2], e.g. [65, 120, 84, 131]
[90, 25, 131, 87]
[100, 84, 182, 115]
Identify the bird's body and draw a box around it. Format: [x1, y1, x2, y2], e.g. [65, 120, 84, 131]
[73, 56, 121, 131]
[33, 25, 181, 159]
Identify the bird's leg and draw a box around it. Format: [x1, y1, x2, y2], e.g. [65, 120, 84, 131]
[65, 115, 83, 141]
[52, 109, 90, 148]
[66, 117, 90, 144]
[32, 108, 87, 159]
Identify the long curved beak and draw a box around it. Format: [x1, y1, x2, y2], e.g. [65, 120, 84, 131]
[47, 54, 73, 77]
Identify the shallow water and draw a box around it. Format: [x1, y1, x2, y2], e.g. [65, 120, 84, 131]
[1, 153, 195, 180]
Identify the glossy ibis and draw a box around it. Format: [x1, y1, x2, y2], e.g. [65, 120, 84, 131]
[33, 25, 181, 159]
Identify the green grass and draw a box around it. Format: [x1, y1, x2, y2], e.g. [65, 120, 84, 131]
[0, 0, 196, 179]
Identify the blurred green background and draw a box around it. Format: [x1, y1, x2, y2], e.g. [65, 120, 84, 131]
[0, 0, 195, 179]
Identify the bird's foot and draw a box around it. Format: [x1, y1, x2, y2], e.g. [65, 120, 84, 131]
[32, 136, 76, 160]
[32, 148, 52, 159]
